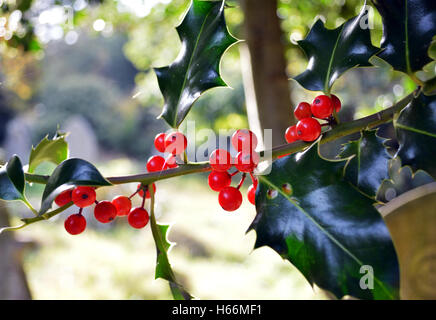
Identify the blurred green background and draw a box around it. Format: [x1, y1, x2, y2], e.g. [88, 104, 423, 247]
[0, 0, 425, 299]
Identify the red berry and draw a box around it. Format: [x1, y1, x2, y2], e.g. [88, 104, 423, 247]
[285, 125, 299, 144]
[209, 149, 233, 172]
[218, 187, 243, 212]
[137, 183, 156, 199]
[331, 94, 341, 113]
[147, 155, 166, 172]
[164, 132, 187, 155]
[55, 189, 73, 207]
[111, 196, 132, 216]
[71, 186, 96, 208]
[64, 213, 86, 235]
[128, 207, 150, 229]
[94, 201, 117, 223]
[231, 129, 258, 153]
[247, 185, 256, 205]
[154, 133, 166, 153]
[296, 118, 322, 142]
[163, 154, 178, 170]
[311, 95, 333, 119]
[208, 171, 232, 192]
[294, 102, 312, 120]
[235, 151, 260, 173]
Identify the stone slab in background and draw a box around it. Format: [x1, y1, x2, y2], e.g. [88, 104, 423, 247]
[380, 182, 436, 300]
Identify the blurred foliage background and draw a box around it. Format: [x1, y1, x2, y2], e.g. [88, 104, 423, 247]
[1, 0, 418, 156]
[0, 0, 426, 299]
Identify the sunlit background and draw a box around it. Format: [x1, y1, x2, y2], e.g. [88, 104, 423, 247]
[0, 0, 426, 299]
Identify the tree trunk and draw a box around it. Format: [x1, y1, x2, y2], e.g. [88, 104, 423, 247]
[240, 0, 294, 149]
[0, 207, 32, 300]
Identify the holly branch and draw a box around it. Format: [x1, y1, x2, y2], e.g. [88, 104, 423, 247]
[23, 91, 415, 187]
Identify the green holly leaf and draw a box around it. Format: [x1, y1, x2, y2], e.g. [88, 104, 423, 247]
[339, 130, 390, 199]
[294, 3, 379, 93]
[28, 133, 68, 173]
[377, 157, 434, 203]
[154, 224, 191, 300]
[155, 224, 174, 280]
[39, 159, 111, 215]
[251, 142, 399, 300]
[149, 188, 192, 300]
[154, 0, 238, 128]
[0, 155, 26, 201]
[395, 93, 436, 178]
[372, 0, 436, 75]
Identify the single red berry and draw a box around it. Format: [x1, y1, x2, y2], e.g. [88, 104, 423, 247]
[231, 129, 258, 153]
[111, 196, 132, 216]
[331, 94, 341, 113]
[128, 207, 150, 229]
[146, 155, 166, 172]
[64, 213, 86, 235]
[218, 187, 243, 212]
[285, 125, 299, 144]
[94, 201, 117, 223]
[247, 185, 256, 205]
[209, 149, 233, 172]
[164, 132, 187, 155]
[296, 118, 322, 142]
[55, 189, 73, 207]
[208, 171, 232, 192]
[294, 102, 312, 120]
[235, 151, 260, 173]
[71, 186, 96, 208]
[163, 154, 178, 170]
[154, 133, 166, 153]
[311, 95, 333, 119]
[137, 183, 156, 199]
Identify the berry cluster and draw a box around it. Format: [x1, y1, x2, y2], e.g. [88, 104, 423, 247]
[149, 131, 188, 172]
[57, 184, 154, 235]
[59, 129, 259, 235]
[285, 94, 342, 144]
[208, 129, 259, 212]
[59, 130, 188, 235]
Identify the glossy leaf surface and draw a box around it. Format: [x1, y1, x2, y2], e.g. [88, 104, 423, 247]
[339, 130, 390, 198]
[0, 155, 26, 201]
[155, 0, 237, 128]
[39, 158, 111, 215]
[395, 93, 436, 178]
[372, 0, 436, 74]
[294, 3, 379, 92]
[251, 143, 399, 299]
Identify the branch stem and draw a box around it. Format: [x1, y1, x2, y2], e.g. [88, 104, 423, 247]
[0, 202, 74, 234]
